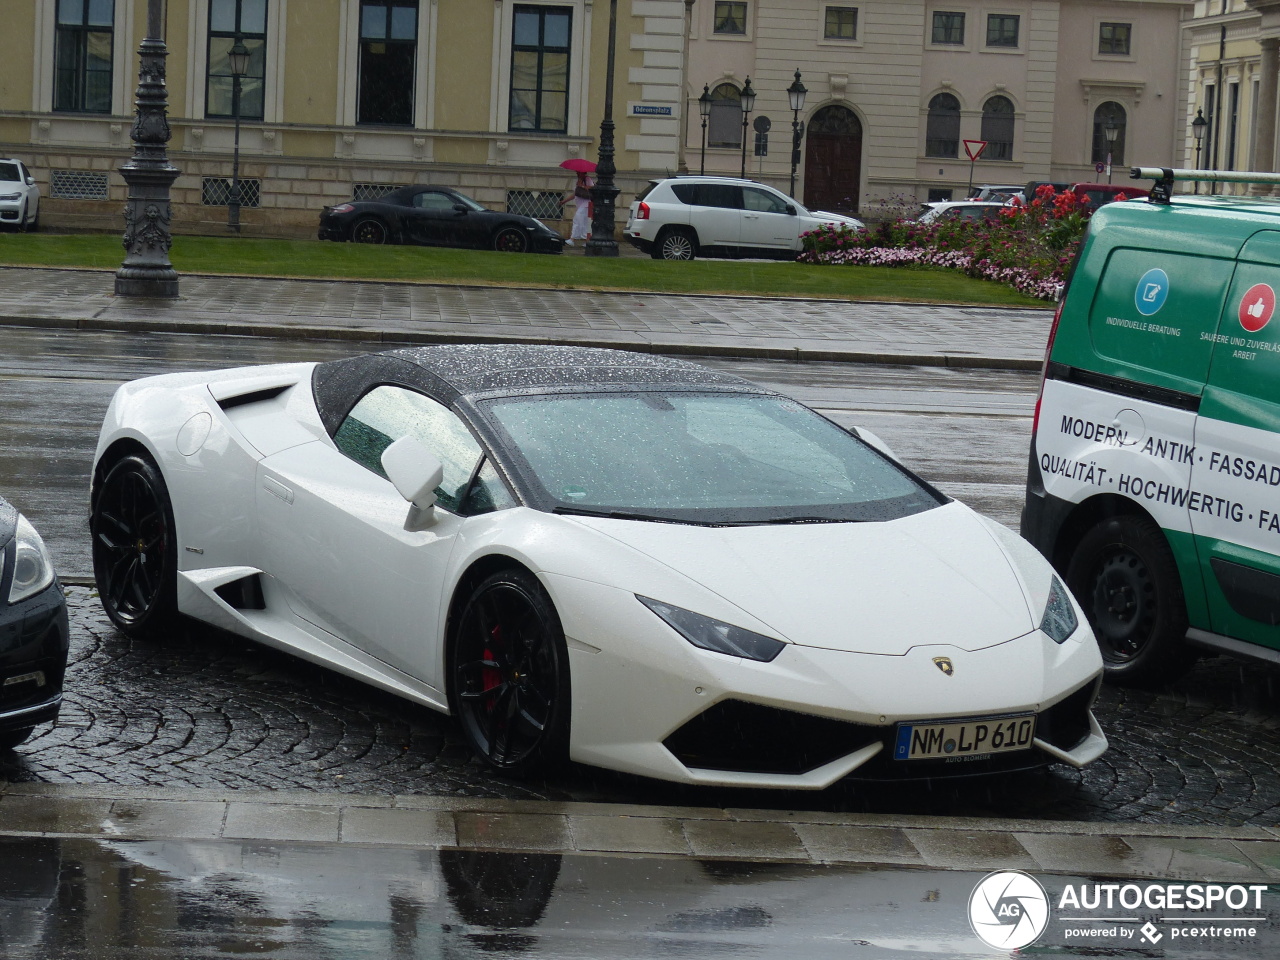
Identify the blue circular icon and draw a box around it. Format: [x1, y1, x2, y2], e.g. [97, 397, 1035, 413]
[1135, 268, 1169, 316]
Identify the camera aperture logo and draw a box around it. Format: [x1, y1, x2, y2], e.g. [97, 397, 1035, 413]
[968, 871, 1050, 949]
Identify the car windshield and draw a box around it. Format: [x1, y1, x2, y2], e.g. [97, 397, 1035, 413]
[450, 191, 486, 212]
[480, 391, 943, 524]
[0, 163, 20, 182]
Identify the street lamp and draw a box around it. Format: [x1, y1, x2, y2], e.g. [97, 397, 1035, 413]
[787, 68, 807, 199]
[1192, 108, 1208, 194]
[586, 0, 620, 256]
[115, 0, 179, 298]
[698, 84, 713, 176]
[738, 76, 756, 178]
[1103, 120, 1119, 185]
[227, 36, 250, 233]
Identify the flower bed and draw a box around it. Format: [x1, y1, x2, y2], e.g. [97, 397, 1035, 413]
[800, 186, 1112, 302]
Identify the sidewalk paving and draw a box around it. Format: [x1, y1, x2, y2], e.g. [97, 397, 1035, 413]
[0, 266, 1051, 369]
[1, 782, 1277, 881]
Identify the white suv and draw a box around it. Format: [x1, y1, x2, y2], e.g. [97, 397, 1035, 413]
[0, 159, 40, 232]
[625, 176, 863, 260]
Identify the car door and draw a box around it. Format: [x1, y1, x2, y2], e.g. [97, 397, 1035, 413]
[739, 185, 799, 251]
[404, 190, 470, 247]
[686, 182, 742, 249]
[1188, 230, 1280, 650]
[255, 385, 487, 690]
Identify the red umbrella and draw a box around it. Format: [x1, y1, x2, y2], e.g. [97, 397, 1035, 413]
[560, 158, 597, 173]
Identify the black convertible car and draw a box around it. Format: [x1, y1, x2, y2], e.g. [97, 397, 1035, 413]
[318, 185, 565, 254]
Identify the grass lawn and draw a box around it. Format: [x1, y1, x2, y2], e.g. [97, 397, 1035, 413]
[0, 232, 1044, 306]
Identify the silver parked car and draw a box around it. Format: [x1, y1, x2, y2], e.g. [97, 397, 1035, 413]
[625, 176, 863, 260]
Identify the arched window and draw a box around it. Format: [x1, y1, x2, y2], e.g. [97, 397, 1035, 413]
[1091, 101, 1126, 166]
[925, 93, 961, 158]
[707, 82, 742, 148]
[981, 95, 1015, 161]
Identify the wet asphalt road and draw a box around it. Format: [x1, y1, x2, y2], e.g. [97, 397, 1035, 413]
[4, 836, 1277, 960]
[3, 328, 1280, 825]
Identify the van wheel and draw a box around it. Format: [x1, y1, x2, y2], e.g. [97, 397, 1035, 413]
[1065, 515, 1193, 685]
[654, 228, 696, 261]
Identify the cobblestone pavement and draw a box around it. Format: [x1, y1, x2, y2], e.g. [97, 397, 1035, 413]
[7, 588, 1280, 827]
[0, 267, 1049, 366]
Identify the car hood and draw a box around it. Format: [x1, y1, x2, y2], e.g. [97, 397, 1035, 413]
[806, 210, 863, 229]
[568, 502, 1036, 655]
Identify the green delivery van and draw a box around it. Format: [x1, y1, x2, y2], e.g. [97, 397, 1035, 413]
[1022, 171, 1280, 683]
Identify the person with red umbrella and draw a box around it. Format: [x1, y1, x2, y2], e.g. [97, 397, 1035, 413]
[560, 158, 596, 246]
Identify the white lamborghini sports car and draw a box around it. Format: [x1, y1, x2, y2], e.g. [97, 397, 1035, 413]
[89, 345, 1107, 788]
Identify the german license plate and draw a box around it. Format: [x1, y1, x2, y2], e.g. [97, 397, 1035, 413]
[893, 715, 1035, 761]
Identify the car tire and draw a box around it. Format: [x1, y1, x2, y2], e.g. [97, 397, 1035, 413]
[448, 568, 570, 777]
[0, 727, 34, 750]
[17, 202, 28, 233]
[493, 226, 529, 253]
[655, 227, 696, 261]
[351, 217, 388, 244]
[27, 206, 38, 233]
[1066, 514, 1193, 685]
[91, 453, 179, 640]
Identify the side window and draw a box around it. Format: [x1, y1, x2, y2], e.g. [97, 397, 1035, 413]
[670, 183, 699, 204]
[334, 385, 483, 512]
[54, 0, 115, 114]
[700, 184, 742, 209]
[742, 187, 788, 213]
[414, 191, 456, 211]
[509, 5, 571, 133]
[207, 0, 268, 121]
[358, 1, 418, 126]
[460, 458, 518, 515]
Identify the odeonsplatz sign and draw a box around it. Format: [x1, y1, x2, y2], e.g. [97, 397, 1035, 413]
[968, 871, 1271, 950]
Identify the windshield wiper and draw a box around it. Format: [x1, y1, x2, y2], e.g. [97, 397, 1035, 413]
[552, 506, 700, 525]
[756, 515, 855, 524]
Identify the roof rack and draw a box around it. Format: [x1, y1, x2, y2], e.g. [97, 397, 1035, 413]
[1129, 167, 1280, 204]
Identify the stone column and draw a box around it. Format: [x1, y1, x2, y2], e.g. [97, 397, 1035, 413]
[676, 0, 694, 174]
[1253, 37, 1280, 180]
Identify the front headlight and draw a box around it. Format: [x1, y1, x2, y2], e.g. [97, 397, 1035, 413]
[637, 596, 786, 662]
[0, 193, 20, 202]
[1040, 575, 1078, 644]
[8, 513, 55, 604]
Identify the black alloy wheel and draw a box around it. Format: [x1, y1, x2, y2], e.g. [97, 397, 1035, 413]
[91, 454, 179, 639]
[493, 226, 529, 253]
[656, 227, 696, 260]
[351, 217, 388, 244]
[449, 569, 570, 776]
[1066, 514, 1192, 685]
[0, 727, 34, 750]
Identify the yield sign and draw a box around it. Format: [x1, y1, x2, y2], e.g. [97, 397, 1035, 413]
[963, 139, 987, 161]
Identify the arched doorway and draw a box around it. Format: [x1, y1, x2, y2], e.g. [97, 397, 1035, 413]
[803, 105, 862, 212]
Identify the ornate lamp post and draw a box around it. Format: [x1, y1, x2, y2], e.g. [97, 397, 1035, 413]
[227, 37, 250, 233]
[738, 76, 756, 178]
[115, 0, 179, 298]
[1104, 120, 1119, 185]
[586, 0, 620, 256]
[787, 69, 807, 199]
[1192, 108, 1208, 194]
[698, 84, 713, 175]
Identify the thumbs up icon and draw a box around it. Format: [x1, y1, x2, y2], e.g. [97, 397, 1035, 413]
[1249, 297, 1266, 319]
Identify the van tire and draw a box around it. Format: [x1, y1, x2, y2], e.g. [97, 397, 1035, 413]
[1066, 515, 1193, 685]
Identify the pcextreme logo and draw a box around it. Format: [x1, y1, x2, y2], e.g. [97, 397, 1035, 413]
[968, 871, 1049, 949]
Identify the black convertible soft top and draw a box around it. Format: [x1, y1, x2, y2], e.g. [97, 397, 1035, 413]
[310, 344, 756, 438]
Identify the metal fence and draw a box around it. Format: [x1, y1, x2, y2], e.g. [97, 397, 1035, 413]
[49, 170, 109, 200]
[201, 177, 262, 207]
[506, 189, 563, 220]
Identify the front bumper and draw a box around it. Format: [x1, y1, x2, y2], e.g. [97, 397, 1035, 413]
[0, 580, 70, 734]
[0, 200, 24, 223]
[547, 574, 1106, 789]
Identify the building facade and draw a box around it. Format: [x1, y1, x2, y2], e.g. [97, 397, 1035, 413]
[0, 0, 1194, 234]
[0, 0, 688, 235]
[684, 0, 1191, 214]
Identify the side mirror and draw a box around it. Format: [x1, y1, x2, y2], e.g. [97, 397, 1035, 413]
[851, 426, 901, 463]
[785, 204, 796, 216]
[453, 203, 469, 215]
[25, 177, 34, 186]
[381, 435, 444, 510]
